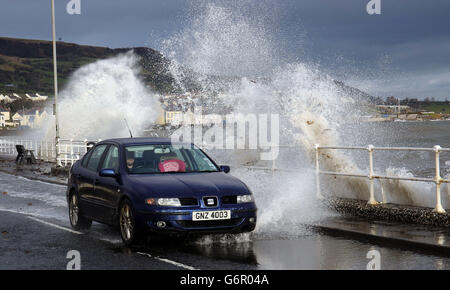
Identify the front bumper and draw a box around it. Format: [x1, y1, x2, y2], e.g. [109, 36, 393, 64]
[135, 206, 257, 234]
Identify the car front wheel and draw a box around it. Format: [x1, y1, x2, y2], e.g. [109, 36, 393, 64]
[119, 199, 142, 246]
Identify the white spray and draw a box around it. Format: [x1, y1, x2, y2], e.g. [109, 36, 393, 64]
[37, 1, 444, 241]
[159, 2, 367, 239]
[45, 52, 160, 140]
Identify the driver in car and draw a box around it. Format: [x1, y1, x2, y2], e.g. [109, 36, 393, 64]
[126, 151, 135, 170]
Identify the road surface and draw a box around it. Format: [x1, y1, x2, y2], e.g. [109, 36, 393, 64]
[1, 171, 450, 270]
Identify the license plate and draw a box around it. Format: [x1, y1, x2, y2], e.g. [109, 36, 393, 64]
[192, 210, 231, 221]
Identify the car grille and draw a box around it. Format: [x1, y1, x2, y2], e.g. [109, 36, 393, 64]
[221, 196, 237, 204]
[176, 218, 243, 228]
[179, 198, 198, 206]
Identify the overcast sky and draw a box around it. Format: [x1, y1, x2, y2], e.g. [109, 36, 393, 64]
[1, 0, 449, 100]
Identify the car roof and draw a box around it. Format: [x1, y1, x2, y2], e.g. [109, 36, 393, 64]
[97, 137, 193, 147]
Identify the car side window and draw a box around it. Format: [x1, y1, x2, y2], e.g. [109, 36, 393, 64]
[100, 145, 119, 172]
[81, 149, 93, 168]
[86, 145, 107, 172]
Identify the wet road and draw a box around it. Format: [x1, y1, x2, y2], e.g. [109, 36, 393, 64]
[1, 172, 450, 270]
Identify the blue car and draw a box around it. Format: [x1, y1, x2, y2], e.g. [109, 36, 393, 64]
[67, 137, 257, 245]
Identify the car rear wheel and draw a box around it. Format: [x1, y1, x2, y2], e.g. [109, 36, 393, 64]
[119, 199, 142, 246]
[69, 193, 92, 230]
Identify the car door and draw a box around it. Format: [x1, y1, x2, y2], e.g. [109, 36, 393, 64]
[78, 144, 108, 221]
[76, 148, 94, 201]
[95, 145, 122, 224]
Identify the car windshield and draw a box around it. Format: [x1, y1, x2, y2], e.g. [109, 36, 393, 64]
[124, 144, 219, 174]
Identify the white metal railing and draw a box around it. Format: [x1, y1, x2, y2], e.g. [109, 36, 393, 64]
[0, 139, 55, 161]
[315, 144, 450, 213]
[1, 138, 449, 212]
[55, 139, 99, 166]
[0, 138, 99, 166]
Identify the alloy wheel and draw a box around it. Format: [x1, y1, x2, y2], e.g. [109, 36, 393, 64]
[120, 204, 134, 241]
[69, 194, 79, 226]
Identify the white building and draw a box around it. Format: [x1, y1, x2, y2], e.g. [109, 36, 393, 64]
[0, 114, 5, 127]
[25, 93, 48, 101]
[0, 94, 13, 103]
[35, 93, 48, 101]
[1, 93, 48, 103]
[165, 111, 184, 125]
[12, 109, 49, 128]
[0, 107, 10, 121]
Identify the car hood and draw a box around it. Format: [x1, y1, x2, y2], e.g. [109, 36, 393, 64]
[126, 172, 250, 197]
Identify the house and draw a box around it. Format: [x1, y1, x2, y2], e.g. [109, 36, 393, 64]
[22, 109, 41, 128]
[154, 106, 166, 125]
[19, 109, 50, 128]
[0, 94, 13, 103]
[25, 93, 48, 102]
[9, 95, 21, 102]
[35, 93, 48, 101]
[1, 93, 48, 104]
[12, 112, 24, 126]
[0, 107, 10, 121]
[155, 93, 231, 126]
[0, 107, 11, 128]
[12, 93, 22, 100]
[39, 109, 49, 122]
[165, 111, 184, 125]
[376, 105, 411, 114]
[13, 111, 35, 128]
[0, 107, 18, 127]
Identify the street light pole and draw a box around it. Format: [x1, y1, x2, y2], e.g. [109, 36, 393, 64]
[51, 0, 61, 165]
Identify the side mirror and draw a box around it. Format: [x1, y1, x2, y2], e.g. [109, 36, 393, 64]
[220, 165, 230, 173]
[99, 169, 117, 178]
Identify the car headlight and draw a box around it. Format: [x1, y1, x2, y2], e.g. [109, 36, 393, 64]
[157, 198, 181, 207]
[237, 195, 253, 203]
[145, 198, 182, 206]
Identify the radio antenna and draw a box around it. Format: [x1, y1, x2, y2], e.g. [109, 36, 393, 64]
[124, 118, 133, 138]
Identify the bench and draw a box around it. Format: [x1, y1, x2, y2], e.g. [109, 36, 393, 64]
[16, 145, 36, 165]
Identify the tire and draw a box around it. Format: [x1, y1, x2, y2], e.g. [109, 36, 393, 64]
[69, 192, 92, 230]
[119, 199, 143, 246]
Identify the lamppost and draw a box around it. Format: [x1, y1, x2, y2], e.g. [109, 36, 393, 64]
[51, 0, 61, 165]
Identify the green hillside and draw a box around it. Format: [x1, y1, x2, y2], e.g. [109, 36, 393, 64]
[0, 37, 176, 96]
[418, 103, 450, 113]
[0, 37, 375, 104]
